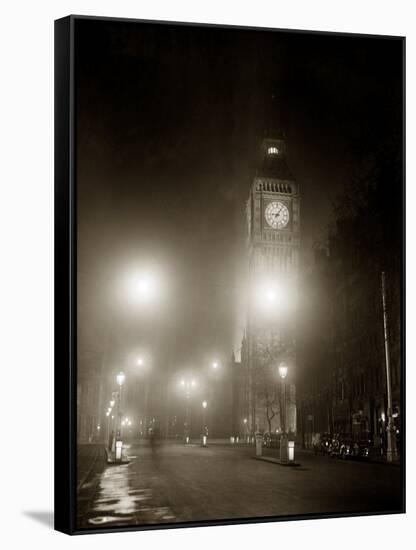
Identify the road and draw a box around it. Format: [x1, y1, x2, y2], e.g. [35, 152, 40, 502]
[77, 440, 403, 529]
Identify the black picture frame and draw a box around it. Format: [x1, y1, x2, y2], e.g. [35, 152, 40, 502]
[54, 15, 405, 535]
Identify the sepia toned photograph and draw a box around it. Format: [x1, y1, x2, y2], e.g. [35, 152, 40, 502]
[61, 16, 404, 533]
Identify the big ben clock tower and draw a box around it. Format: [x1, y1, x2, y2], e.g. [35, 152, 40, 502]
[245, 133, 300, 435]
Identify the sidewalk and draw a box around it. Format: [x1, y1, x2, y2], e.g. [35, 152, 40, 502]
[77, 444, 106, 491]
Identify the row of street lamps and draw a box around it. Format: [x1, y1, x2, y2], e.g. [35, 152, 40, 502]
[103, 357, 221, 458]
[103, 361, 289, 462]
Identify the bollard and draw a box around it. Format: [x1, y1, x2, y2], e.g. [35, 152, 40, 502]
[255, 433, 263, 457]
[185, 435, 189, 444]
[280, 433, 289, 464]
[115, 440, 123, 462]
[288, 440, 295, 462]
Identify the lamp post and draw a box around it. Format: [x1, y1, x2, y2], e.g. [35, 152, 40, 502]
[201, 400, 208, 446]
[278, 362, 289, 464]
[106, 409, 112, 450]
[181, 379, 196, 443]
[381, 272, 398, 462]
[116, 372, 125, 459]
[136, 356, 151, 436]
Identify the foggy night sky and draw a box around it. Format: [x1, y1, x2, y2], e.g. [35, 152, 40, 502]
[75, 19, 402, 378]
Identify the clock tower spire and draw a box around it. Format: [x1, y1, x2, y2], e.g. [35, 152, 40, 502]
[243, 126, 300, 436]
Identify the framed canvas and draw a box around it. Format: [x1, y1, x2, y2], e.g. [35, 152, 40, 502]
[54, 15, 405, 535]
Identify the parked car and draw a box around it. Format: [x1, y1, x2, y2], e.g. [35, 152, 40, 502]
[353, 439, 371, 460]
[319, 433, 333, 455]
[330, 434, 371, 460]
[328, 433, 346, 457]
[311, 432, 333, 455]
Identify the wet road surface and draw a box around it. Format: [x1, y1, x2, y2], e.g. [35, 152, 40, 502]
[77, 440, 403, 529]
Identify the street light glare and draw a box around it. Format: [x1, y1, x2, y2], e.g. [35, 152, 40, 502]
[202, 400, 207, 409]
[258, 281, 280, 305]
[212, 361, 219, 369]
[180, 378, 197, 390]
[137, 357, 144, 366]
[117, 371, 126, 386]
[266, 290, 277, 302]
[278, 363, 288, 379]
[131, 274, 157, 303]
[255, 280, 293, 314]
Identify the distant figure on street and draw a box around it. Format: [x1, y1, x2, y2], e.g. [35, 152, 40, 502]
[149, 427, 157, 458]
[108, 430, 114, 452]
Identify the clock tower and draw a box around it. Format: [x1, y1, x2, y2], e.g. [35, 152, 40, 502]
[244, 134, 300, 435]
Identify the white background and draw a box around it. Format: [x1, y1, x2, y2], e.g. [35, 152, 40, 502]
[0, 0, 413, 547]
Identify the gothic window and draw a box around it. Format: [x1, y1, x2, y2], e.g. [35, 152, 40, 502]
[267, 146, 279, 155]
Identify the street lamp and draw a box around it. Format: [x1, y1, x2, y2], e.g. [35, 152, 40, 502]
[180, 378, 197, 443]
[278, 363, 288, 380]
[115, 372, 125, 460]
[381, 271, 398, 462]
[212, 361, 219, 370]
[243, 417, 249, 443]
[201, 401, 208, 446]
[117, 371, 126, 387]
[256, 281, 282, 308]
[133, 354, 152, 435]
[278, 362, 289, 464]
[128, 273, 159, 305]
[106, 409, 112, 447]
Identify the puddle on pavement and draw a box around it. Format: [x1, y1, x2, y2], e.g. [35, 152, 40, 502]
[86, 460, 176, 527]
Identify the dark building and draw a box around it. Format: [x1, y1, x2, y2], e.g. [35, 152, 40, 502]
[298, 236, 401, 453]
[77, 351, 103, 443]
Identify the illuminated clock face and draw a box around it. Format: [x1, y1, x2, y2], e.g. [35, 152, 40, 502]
[265, 201, 290, 229]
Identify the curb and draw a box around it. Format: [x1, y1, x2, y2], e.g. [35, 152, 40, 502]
[253, 456, 301, 467]
[301, 448, 400, 466]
